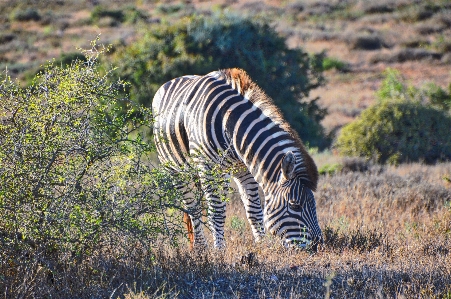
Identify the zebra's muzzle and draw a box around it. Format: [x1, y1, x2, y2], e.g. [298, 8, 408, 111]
[284, 234, 323, 253]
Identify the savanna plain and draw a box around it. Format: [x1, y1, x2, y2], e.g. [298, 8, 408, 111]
[1, 0, 451, 298]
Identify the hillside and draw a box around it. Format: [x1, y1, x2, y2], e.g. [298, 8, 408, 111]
[1, 0, 450, 135]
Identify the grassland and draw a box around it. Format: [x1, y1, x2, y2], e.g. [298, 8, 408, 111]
[148, 161, 451, 298]
[1, 0, 451, 298]
[137, 162, 451, 298]
[5, 161, 450, 298]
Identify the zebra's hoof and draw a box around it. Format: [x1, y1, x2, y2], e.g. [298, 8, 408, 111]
[240, 252, 257, 268]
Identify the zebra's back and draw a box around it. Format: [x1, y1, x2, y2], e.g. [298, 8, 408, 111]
[153, 72, 242, 170]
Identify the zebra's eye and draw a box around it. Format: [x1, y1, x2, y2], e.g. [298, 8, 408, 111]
[289, 201, 302, 212]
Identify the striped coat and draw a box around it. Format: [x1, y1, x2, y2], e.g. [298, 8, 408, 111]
[152, 68, 322, 250]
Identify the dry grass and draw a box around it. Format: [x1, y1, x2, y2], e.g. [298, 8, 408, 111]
[2, 162, 450, 298]
[141, 162, 451, 298]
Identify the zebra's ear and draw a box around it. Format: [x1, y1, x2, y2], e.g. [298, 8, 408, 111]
[281, 151, 296, 181]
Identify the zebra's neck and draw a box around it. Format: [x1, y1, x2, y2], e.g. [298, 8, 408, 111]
[222, 102, 305, 195]
[211, 69, 317, 194]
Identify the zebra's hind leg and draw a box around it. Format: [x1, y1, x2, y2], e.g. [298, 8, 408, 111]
[183, 212, 194, 250]
[177, 181, 208, 250]
[232, 172, 265, 242]
[182, 195, 208, 250]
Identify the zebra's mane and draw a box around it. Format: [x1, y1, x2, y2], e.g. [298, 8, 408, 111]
[219, 68, 318, 191]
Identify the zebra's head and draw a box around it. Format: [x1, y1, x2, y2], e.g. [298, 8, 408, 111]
[264, 151, 323, 251]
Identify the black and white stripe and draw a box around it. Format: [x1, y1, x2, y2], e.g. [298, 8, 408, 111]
[152, 69, 322, 249]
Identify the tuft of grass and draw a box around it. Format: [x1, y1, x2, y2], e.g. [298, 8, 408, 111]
[229, 215, 246, 233]
[432, 35, 451, 54]
[360, 1, 396, 14]
[370, 47, 442, 63]
[398, 3, 438, 23]
[322, 57, 348, 72]
[340, 157, 371, 173]
[324, 226, 389, 253]
[401, 38, 430, 48]
[415, 21, 446, 35]
[0, 33, 16, 44]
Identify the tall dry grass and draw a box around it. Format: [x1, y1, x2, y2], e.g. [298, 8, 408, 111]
[128, 161, 451, 298]
[4, 162, 449, 298]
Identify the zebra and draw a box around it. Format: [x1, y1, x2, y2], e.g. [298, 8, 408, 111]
[152, 68, 323, 250]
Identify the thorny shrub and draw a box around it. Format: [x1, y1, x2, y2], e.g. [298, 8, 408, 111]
[0, 41, 230, 297]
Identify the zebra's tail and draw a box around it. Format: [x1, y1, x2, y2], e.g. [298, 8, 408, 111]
[183, 212, 194, 250]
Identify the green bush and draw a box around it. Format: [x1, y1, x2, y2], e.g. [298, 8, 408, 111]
[377, 68, 451, 112]
[349, 34, 383, 50]
[90, 5, 125, 23]
[338, 69, 451, 164]
[10, 8, 41, 22]
[90, 5, 149, 25]
[108, 13, 328, 148]
[319, 163, 342, 175]
[424, 82, 451, 112]
[336, 99, 451, 164]
[0, 44, 235, 296]
[376, 69, 407, 101]
[0, 42, 192, 277]
[124, 6, 150, 24]
[156, 3, 186, 14]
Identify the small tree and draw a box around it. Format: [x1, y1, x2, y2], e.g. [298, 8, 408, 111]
[108, 13, 328, 148]
[0, 42, 198, 296]
[0, 41, 239, 297]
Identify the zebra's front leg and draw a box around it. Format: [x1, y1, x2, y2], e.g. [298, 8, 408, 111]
[204, 185, 227, 249]
[195, 173, 227, 249]
[232, 172, 265, 242]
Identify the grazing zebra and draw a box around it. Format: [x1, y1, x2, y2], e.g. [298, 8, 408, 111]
[152, 68, 323, 250]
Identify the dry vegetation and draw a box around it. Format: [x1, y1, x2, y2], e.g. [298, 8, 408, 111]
[151, 161, 451, 298]
[122, 161, 449, 299]
[6, 162, 450, 298]
[1, 0, 451, 298]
